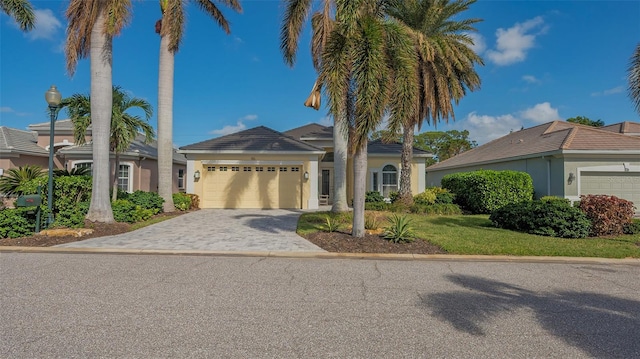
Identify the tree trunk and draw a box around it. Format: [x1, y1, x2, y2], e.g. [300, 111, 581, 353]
[351, 141, 367, 238]
[331, 117, 349, 212]
[158, 32, 175, 213]
[86, 6, 114, 223]
[112, 152, 120, 202]
[399, 124, 415, 205]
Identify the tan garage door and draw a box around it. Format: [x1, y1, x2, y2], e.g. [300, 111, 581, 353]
[201, 165, 302, 209]
[580, 172, 640, 206]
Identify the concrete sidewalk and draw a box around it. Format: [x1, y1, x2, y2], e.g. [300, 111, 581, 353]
[55, 209, 325, 252]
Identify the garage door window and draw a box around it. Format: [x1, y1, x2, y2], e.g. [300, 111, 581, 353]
[243, 167, 251, 172]
[280, 167, 287, 172]
[268, 167, 276, 172]
[291, 167, 300, 172]
[232, 166, 239, 171]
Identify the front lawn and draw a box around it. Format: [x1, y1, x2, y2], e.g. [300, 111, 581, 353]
[298, 212, 640, 258]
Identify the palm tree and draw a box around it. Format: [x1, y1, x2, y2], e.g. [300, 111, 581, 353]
[629, 43, 640, 115]
[0, 165, 45, 196]
[280, 0, 351, 213]
[65, 0, 132, 222]
[388, 0, 483, 205]
[1, 0, 35, 31]
[320, 0, 417, 237]
[60, 86, 155, 202]
[155, 0, 242, 213]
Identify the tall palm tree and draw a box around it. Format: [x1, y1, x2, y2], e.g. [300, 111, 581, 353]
[388, 0, 483, 205]
[65, 0, 132, 222]
[1, 0, 35, 31]
[155, 0, 242, 213]
[280, 0, 351, 213]
[321, 0, 417, 237]
[61, 86, 155, 202]
[629, 43, 640, 115]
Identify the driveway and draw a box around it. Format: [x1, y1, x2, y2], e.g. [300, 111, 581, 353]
[56, 209, 325, 252]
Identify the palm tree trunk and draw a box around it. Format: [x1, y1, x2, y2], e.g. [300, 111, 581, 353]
[352, 141, 367, 238]
[158, 32, 175, 213]
[399, 124, 414, 205]
[112, 152, 120, 202]
[331, 117, 349, 212]
[86, 6, 114, 223]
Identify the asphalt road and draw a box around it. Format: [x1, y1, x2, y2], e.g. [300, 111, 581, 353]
[2, 253, 639, 358]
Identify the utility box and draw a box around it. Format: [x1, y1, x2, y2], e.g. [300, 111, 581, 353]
[16, 194, 42, 207]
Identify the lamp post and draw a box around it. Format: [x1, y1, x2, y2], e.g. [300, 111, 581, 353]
[44, 85, 62, 227]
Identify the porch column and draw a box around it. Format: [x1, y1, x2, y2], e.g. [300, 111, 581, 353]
[307, 157, 319, 209]
[186, 159, 195, 193]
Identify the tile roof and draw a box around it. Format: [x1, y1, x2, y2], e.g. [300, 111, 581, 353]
[283, 123, 330, 140]
[179, 126, 325, 153]
[428, 121, 640, 170]
[599, 121, 640, 135]
[368, 140, 432, 157]
[27, 119, 90, 133]
[0, 126, 48, 156]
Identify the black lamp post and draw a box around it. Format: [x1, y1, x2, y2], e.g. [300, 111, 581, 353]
[44, 85, 62, 227]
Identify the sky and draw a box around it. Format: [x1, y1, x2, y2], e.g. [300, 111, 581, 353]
[1, 0, 639, 147]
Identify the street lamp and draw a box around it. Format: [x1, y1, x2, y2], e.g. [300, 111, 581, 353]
[44, 85, 62, 226]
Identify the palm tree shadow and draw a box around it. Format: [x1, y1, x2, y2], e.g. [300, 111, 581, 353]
[421, 274, 640, 358]
[234, 210, 304, 234]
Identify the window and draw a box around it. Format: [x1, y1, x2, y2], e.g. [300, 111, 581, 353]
[280, 167, 287, 172]
[243, 167, 251, 172]
[382, 165, 398, 197]
[291, 167, 300, 172]
[178, 169, 184, 189]
[207, 166, 215, 172]
[220, 166, 227, 172]
[74, 162, 93, 176]
[372, 172, 379, 193]
[117, 165, 131, 192]
[256, 167, 264, 172]
[231, 166, 239, 172]
[267, 167, 276, 172]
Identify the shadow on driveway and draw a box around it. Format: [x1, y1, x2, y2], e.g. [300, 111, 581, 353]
[233, 209, 304, 234]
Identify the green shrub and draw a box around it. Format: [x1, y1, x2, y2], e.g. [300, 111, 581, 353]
[388, 202, 410, 213]
[442, 170, 534, 214]
[623, 220, 640, 235]
[490, 200, 591, 238]
[20, 175, 92, 227]
[409, 203, 462, 215]
[324, 214, 339, 232]
[578, 195, 636, 237]
[365, 191, 385, 203]
[0, 208, 36, 238]
[365, 202, 389, 211]
[186, 193, 200, 209]
[388, 191, 400, 203]
[0, 165, 45, 196]
[413, 191, 436, 205]
[173, 193, 191, 211]
[383, 214, 415, 243]
[54, 202, 90, 228]
[112, 199, 154, 223]
[126, 190, 164, 213]
[364, 214, 380, 230]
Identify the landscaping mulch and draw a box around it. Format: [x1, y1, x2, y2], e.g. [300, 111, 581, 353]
[304, 231, 447, 254]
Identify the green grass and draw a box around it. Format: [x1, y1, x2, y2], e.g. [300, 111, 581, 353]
[298, 212, 640, 258]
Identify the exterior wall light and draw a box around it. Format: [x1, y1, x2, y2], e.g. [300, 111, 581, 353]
[194, 170, 201, 180]
[568, 172, 575, 184]
[304, 171, 309, 180]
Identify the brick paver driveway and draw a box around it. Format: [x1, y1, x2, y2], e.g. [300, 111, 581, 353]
[56, 209, 325, 252]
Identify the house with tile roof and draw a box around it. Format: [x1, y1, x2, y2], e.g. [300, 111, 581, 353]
[1, 119, 186, 194]
[179, 124, 432, 209]
[426, 121, 640, 207]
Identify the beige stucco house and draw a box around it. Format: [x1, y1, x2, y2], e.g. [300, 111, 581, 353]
[179, 124, 432, 209]
[426, 121, 640, 207]
[0, 119, 186, 194]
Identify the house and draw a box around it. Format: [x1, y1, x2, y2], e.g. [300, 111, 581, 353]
[0, 119, 186, 194]
[179, 124, 432, 209]
[426, 121, 640, 207]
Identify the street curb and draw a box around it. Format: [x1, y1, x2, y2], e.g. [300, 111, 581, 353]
[1, 246, 639, 264]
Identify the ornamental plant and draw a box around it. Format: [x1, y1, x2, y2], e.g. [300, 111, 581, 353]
[578, 195, 636, 237]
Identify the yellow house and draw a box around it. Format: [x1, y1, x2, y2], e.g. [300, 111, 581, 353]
[179, 124, 432, 209]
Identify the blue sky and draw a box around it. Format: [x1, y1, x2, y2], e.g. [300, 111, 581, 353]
[1, 0, 639, 147]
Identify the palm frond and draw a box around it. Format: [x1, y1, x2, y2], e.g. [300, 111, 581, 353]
[628, 43, 640, 115]
[280, 0, 314, 66]
[1, 0, 35, 31]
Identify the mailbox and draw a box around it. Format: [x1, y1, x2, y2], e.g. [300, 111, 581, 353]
[16, 194, 42, 207]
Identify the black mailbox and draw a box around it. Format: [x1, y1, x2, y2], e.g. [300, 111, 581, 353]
[16, 194, 42, 207]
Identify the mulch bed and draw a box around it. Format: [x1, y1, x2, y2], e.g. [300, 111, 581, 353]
[304, 231, 447, 254]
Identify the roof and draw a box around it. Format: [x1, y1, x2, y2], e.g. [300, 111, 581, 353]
[59, 133, 186, 164]
[283, 123, 331, 140]
[27, 119, 90, 134]
[428, 121, 640, 170]
[0, 126, 49, 156]
[179, 126, 325, 153]
[599, 121, 640, 136]
[368, 139, 432, 157]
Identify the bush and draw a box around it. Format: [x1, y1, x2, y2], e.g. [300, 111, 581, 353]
[365, 191, 385, 203]
[173, 193, 191, 211]
[383, 214, 415, 243]
[388, 191, 400, 203]
[112, 199, 154, 223]
[623, 220, 640, 235]
[186, 193, 200, 209]
[364, 213, 380, 230]
[413, 191, 436, 205]
[442, 170, 534, 214]
[409, 203, 462, 215]
[0, 165, 46, 196]
[20, 175, 92, 227]
[0, 208, 36, 238]
[578, 195, 636, 237]
[126, 190, 164, 213]
[490, 200, 591, 238]
[54, 202, 90, 228]
[365, 202, 389, 211]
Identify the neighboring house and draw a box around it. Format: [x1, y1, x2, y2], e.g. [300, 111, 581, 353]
[426, 121, 640, 207]
[0, 119, 186, 194]
[179, 124, 432, 209]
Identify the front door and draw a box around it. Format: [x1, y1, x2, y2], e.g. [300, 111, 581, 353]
[321, 169, 331, 196]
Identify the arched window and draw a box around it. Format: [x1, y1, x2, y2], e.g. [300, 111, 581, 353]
[382, 165, 398, 197]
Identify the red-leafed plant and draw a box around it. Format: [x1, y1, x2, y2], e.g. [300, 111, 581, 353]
[578, 195, 636, 237]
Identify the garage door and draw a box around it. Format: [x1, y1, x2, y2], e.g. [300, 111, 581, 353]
[580, 172, 640, 206]
[201, 165, 302, 209]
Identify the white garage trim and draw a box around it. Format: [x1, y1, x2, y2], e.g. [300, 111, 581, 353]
[186, 159, 196, 193]
[201, 160, 304, 165]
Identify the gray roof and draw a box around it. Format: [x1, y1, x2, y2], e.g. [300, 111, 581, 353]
[59, 133, 186, 164]
[0, 126, 48, 156]
[179, 126, 325, 153]
[368, 139, 432, 157]
[27, 119, 90, 134]
[283, 123, 330, 140]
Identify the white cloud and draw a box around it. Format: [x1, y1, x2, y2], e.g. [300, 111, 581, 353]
[591, 86, 624, 97]
[26, 9, 63, 41]
[519, 102, 561, 123]
[241, 114, 258, 121]
[0, 106, 14, 113]
[466, 33, 486, 54]
[0, 106, 29, 116]
[485, 16, 547, 66]
[522, 75, 540, 84]
[209, 114, 258, 136]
